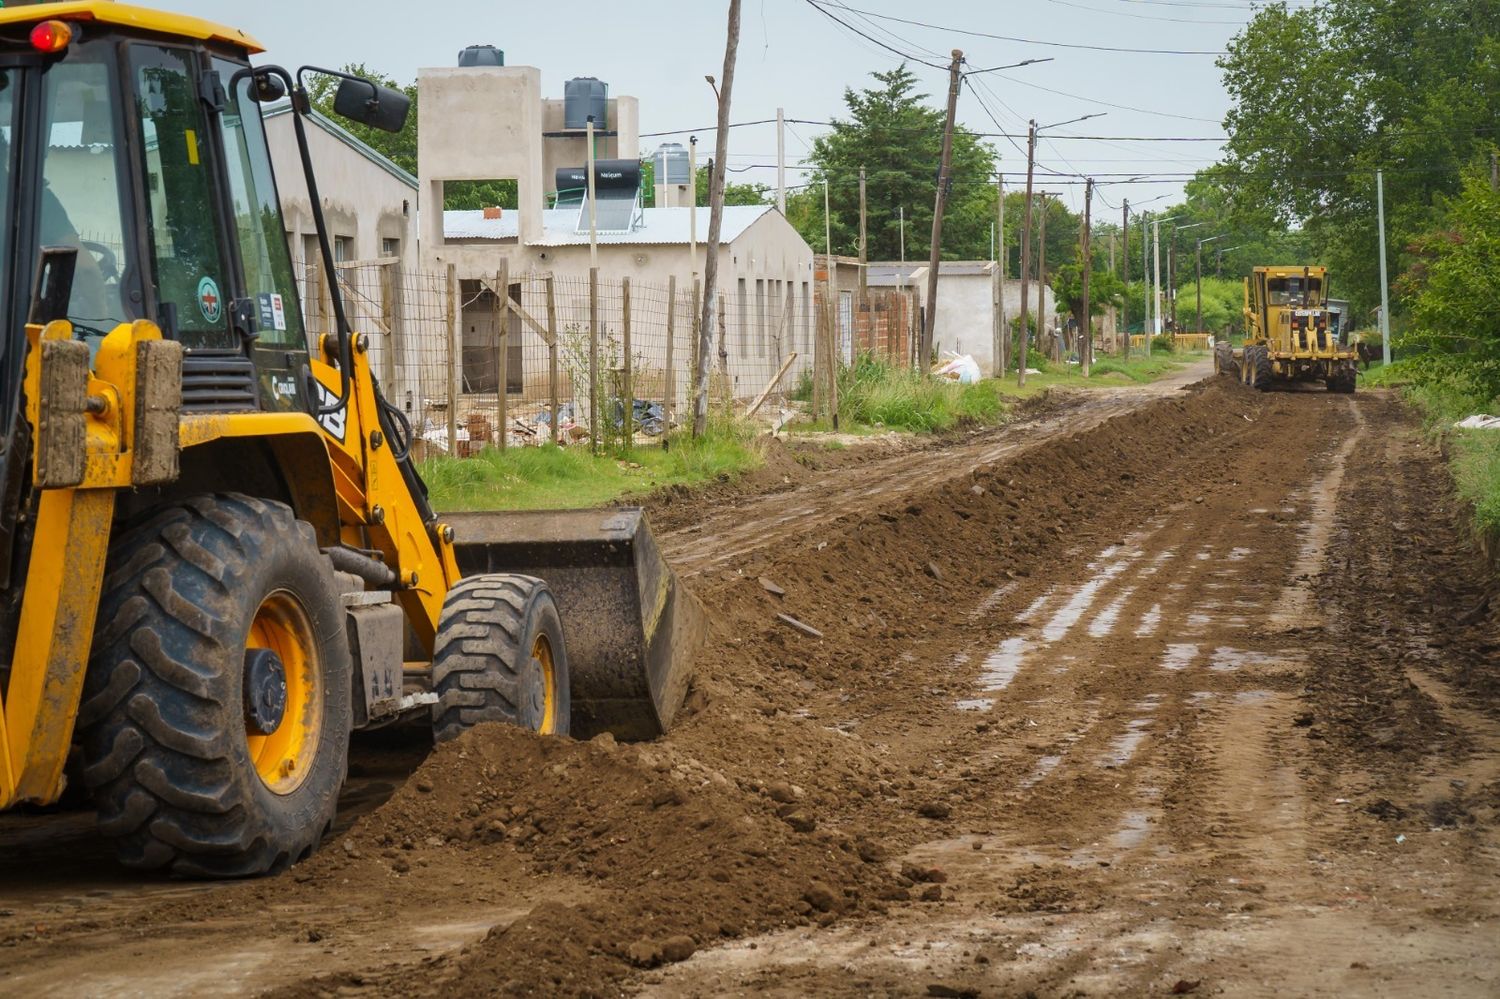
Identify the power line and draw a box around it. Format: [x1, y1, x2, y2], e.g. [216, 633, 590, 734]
[800, 0, 950, 70]
[812, 1, 1226, 55]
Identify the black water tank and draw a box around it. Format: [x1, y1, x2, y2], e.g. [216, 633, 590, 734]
[458, 45, 504, 68]
[564, 77, 608, 130]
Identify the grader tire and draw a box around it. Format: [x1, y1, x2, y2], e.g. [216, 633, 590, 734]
[77, 494, 352, 877]
[432, 574, 571, 742]
[1248, 345, 1274, 391]
[1213, 342, 1239, 380]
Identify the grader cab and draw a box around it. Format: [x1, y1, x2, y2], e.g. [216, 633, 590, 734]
[0, 2, 702, 877]
[1216, 265, 1358, 393]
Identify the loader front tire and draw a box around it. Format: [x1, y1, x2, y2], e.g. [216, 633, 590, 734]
[78, 495, 352, 877]
[432, 574, 571, 742]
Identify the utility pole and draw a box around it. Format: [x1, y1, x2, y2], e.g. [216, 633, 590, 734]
[1121, 199, 1130, 360]
[1017, 120, 1037, 386]
[922, 48, 964, 367]
[1376, 169, 1392, 365]
[858, 165, 868, 303]
[776, 106, 787, 214]
[1195, 238, 1204, 333]
[1151, 217, 1162, 338]
[1081, 178, 1093, 377]
[694, 0, 739, 436]
[1037, 193, 1050, 361]
[1167, 227, 1177, 330]
[995, 172, 1007, 375]
[1141, 212, 1150, 355]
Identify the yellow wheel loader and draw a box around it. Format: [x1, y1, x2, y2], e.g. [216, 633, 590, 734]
[1215, 265, 1358, 393]
[0, 2, 702, 876]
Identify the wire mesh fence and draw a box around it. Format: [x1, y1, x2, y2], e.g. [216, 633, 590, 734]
[294, 259, 922, 458]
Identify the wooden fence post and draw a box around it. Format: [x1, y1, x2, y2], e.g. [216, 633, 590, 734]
[379, 262, 396, 388]
[546, 275, 559, 447]
[445, 262, 458, 456]
[622, 277, 633, 444]
[495, 259, 509, 451]
[664, 275, 677, 446]
[588, 267, 600, 455]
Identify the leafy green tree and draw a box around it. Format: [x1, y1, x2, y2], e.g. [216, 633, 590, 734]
[797, 64, 998, 260]
[307, 65, 418, 175]
[1397, 165, 1500, 404]
[1050, 260, 1125, 331]
[1216, 0, 1500, 314]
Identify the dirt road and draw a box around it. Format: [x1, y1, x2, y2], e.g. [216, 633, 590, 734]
[3, 368, 1497, 998]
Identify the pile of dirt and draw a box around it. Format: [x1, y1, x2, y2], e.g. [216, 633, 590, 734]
[283, 725, 895, 997]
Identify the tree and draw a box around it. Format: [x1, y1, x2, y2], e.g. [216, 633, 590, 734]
[1051, 260, 1125, 332]
[1216, 0, 1500, 314]
[797, 64, 997, 260]
[307, 65, 418, 175]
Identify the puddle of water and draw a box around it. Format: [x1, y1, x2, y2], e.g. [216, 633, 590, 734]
[1233, 690, 1276, 705]
[1087, 587, 1136, 638]
[1099, 718, 1152, 768]
[1160, 643, 1199, 671]
[1041, 561, 1129, 642]
[1134, 604, 1163, 637]
[1015, 588, 1056, 623]
[1209, 646, 1296, 672]
[1020, 754, 1064, 789]
[979, 636, 1030, 691]
[1109, 809, 1153, 850]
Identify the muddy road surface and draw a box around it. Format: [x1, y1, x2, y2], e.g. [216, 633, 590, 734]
[3, 366, 1498, 998]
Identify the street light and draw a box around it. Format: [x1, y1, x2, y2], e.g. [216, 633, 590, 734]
[1017, 112, 1106, 386]
[1215, 244, 1244, 279]
[1120, 194, 1171, 357]
[1195, 234, 1227, 333]
[1168, 220, 1205, 328]
[1149, 214, 1183, 338]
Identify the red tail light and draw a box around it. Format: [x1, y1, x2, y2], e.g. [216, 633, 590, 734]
[30, 20, 73, 54]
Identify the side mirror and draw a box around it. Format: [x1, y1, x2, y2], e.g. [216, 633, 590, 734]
[332, 77, 409, 133]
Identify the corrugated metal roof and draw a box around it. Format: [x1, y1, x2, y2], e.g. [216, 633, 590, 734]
[443, 205, 773, 246]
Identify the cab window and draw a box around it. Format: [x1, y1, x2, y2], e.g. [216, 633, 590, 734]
[38, 50, 133, 342]
[215, 58, 306, 350]
[131, 45, 233, 350]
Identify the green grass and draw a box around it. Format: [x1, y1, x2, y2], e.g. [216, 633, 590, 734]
[419, 420, 762, 511]
[1452, 430, 1500, 538]
[1367, 357, 1500, 536]
[994, 351, 1197, 399]
[793, 354, 1009, 433]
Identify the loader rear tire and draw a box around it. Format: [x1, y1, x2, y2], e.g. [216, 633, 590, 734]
[78, 495, 351, 877]
[432, 574, 571, 742]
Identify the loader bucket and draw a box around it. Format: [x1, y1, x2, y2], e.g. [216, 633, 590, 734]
[442, 507, 706, 741]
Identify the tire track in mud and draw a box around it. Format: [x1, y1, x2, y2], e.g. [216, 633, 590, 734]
[646, 390, 1500, 998]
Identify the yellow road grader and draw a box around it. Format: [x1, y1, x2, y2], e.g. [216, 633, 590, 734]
[0, 2, 701, 876]
[1215, 265, 1359, 393]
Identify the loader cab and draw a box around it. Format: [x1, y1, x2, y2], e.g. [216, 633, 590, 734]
[0, 9, 312, 427]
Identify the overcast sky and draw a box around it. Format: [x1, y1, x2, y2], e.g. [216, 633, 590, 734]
[167, 0, 1263, 218]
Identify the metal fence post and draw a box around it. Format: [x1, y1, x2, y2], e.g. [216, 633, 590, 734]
[589, 266, 600, 455]
[495, 259, 509, 452]
[546, 275, 559, 447]
[664, 275, 677, 445]
[445, 262, 458, 456]
[622, 276, 633, 445]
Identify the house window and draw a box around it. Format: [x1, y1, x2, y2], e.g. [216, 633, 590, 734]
[333, 235, 354, 262]
[382, 236, 400, 258]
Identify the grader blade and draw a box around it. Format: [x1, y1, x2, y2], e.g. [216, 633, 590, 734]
[443, 508, 705, 741]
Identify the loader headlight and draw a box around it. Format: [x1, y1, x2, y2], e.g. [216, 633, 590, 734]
[29, 20, 73, 54]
